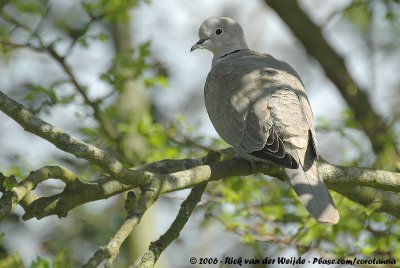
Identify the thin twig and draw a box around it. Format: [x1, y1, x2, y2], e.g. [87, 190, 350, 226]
[83, 188, 158, 268]
[46, 45, 119, 140]
[0, 10, 118, 141]
[138, 183, 207, 268]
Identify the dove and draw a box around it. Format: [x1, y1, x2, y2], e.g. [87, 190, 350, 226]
[191, 17, 339, 224]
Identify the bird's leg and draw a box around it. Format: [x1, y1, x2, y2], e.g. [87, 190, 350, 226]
[235, 150, 258, 173]
[249, 158, 258, 173]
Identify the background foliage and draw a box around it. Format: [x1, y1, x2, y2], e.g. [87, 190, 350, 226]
[0, 0, 400, 267]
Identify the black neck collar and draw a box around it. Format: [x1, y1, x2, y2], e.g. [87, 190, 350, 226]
[220, 49, 248, 59]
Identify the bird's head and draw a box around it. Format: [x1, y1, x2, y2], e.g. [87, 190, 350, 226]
[191, 17, 249, 61]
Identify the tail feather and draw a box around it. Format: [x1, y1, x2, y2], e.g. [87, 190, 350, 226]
[285, 151, 339, 224]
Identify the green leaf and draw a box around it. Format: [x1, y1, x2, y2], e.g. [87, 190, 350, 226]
[360, 245, 377, 255]
[364, 200, 383, 216]
[12, 0, 48, 14]
[53, 250, 70, 268]
[343, 1, 372, 31]
[80, 127, 100, 140]
[0, 253, 24, 268]
[342, 108, 359, 129]
[30, 257, 50, 268]
[2, 176, 16, 191]
[143, 75, 168, 88]
[78, 37, 89, 48]
[98, 32, 109, 42]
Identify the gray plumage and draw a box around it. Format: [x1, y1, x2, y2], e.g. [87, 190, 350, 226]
[191, 17, 339, 224]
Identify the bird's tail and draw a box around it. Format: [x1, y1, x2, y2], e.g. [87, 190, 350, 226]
[284, 154, 339, 224]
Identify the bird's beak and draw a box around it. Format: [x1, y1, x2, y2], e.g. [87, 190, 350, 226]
[190, 38, 209, 52]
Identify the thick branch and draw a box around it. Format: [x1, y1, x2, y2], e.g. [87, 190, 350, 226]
[1, 150, 400, 220]
[264, 0, 399, 165]
[0, 166, 80, 218]
[22, 152, 218, 220]
[321, 162, 400, 216]
[330, 185, 400, 216]
[319, 162, 400, 192]
[22, 177, 132, 220]
[0, 172, 39, 213]
[18, 158, 400, 220]
[0, 90, 126, 177]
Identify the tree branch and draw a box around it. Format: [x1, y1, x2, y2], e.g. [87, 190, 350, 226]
[19, 152, 230, 220]
[139, 183, 207, 268]
[0, 90, 127, 177]
[6, 158, 400, 220]
[20, 157, 206, 220]
[319, 162, 400, 192]
[21, 177, 131, 220]
[330, 185, 400, 216]
[83, 189, 158, 268]
[2, 151, 398, 221]
[0, 172, 39, 213]
[0, 166, 81, 218]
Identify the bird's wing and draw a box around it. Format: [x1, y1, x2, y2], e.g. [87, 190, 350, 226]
[264, 61, 339, 224]
[204, 51, 297, 168]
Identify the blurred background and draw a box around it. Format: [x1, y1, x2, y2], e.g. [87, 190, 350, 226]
[0, 0, 400, 267]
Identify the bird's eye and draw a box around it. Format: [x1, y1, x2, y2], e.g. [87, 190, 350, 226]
[215, 28, 223, 35]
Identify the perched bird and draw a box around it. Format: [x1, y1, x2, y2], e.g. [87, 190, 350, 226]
[191, 17, 339, 224]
